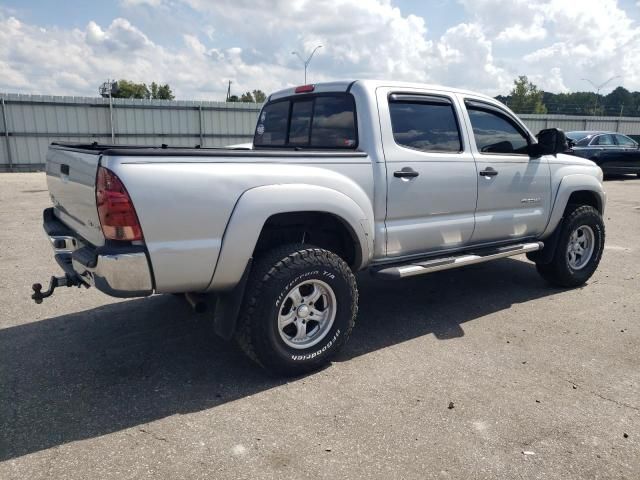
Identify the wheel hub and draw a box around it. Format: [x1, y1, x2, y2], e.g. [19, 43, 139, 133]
[296, 304, 310, 318]
[566, 225, 595, 270]
[277, 279, 337, 350]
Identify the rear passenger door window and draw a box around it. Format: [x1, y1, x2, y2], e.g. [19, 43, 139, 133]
[591, 134, 615, 146]
[466, 105, 529, 154]
[389, 95, 462, 152]
[615, 134, 636, 147]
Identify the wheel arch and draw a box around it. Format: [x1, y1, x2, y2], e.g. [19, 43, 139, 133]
[541, 174, 605, 239]
[254, 211, 363, 269]
[207, 184, 374, 291]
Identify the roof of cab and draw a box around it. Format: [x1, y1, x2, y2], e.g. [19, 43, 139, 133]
[267, 79, 498, 104]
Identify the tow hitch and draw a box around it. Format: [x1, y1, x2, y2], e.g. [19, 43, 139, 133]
[31, 274, 85, 304]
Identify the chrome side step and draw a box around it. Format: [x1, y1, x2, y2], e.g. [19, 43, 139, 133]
[374, 242, 543, 280]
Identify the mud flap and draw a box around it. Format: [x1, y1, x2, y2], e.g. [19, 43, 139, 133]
[213, 259, 252, 340]
[527, 220, 563, 265]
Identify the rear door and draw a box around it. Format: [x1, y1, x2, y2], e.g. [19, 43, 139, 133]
[46, 146, 105, 246]
[378, 88, 478, 258]
[609, 134, 640, 173]
[461, 98, 551, 244]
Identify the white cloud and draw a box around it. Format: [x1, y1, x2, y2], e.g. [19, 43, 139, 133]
[496, 15, 547, 42]
[459, 0, 547, 41]
[1, 0, 640, 99]
[119, 0, 163, 6]
[522, 0, 640, 92]
[434, 23, 511, 92]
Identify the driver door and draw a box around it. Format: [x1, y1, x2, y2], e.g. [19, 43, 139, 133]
[461, 98, 551, 244]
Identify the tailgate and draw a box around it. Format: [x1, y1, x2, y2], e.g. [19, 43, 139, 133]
[46, 146, 105, 247]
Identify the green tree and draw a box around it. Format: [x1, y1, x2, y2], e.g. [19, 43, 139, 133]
[110, 79, 175, 100]
[507, 76, 547, 114]
[150, 82, 175, 100]
[603, 86, 632, 116]
[252, 89, 266, 103]
[240, 91, 255, 102]
[112, 79, 150, 99]
[228, 89, 267, 103]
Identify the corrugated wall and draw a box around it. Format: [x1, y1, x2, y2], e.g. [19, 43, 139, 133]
[0, 93, 261, 172]
[519, 114, 640, 137]
[3, 94, 640, 172]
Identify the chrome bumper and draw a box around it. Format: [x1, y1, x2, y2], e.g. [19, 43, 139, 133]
[45, 208, 153, 298]
[70, 252, 153, 297]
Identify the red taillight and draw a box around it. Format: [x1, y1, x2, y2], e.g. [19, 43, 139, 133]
[294, 84, 315, 93]
[96, 166, 143, 241]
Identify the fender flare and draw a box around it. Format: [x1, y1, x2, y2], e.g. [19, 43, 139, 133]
[541, 174, 605, 239]
[207, 183, 374, 291]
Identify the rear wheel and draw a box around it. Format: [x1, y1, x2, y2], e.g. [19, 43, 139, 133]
[535, 204, 604, 287]
[235, 244, 358, 376]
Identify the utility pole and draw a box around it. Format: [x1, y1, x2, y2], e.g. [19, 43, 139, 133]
[581, 76, 621, 116]
[292, 45, 323, 84]
[99, 79, 117, 143]
[226, 80, 232, 101]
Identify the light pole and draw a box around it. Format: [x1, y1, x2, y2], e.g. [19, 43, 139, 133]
[292, 45, 323, 84]
[581, 76, 621, 116]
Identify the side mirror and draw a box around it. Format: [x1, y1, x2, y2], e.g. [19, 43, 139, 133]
[531, 128, 567, 157]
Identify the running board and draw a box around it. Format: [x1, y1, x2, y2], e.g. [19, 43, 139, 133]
[374, 242, 544, 280]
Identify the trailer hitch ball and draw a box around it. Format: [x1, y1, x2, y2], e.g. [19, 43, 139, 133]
[31, 274, 83, 304]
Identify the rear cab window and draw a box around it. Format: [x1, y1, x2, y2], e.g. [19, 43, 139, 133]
[254, 93, 357, 149]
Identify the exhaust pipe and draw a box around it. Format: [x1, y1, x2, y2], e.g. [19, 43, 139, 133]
[184, 292, 208, 314]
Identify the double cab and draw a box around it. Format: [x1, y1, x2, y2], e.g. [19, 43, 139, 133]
[34, 80, 606, 375]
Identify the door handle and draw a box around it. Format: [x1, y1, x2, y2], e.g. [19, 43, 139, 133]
[394, 168, 419, 179]
[479, 168, 498, 177]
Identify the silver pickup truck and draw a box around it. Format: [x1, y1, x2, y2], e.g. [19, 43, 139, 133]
[33, 80, 606, 375]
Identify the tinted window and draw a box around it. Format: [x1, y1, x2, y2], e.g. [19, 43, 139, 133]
[468, 108, 529, 153]
[591, 134, 615, 146]
[467, 108, 529, 154]
[575, 136, 593, 147]
[389, 101, 462, 152]
[567, 132, 590, 145]
[311, 96, 357, 147]
[254, 94, 357, 148]
[288, 100, 313, 145]
[254, 101, 289, 147]
[615, 134, 637, 146]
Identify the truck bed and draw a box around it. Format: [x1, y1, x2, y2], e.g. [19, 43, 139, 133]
[50, 142, 367, 158]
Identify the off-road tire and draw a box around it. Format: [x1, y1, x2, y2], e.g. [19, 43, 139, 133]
[535, 204, 605, 287]
[235, 244, 358, 376]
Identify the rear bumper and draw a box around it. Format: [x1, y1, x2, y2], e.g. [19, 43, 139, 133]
[44, 208, 154, 298]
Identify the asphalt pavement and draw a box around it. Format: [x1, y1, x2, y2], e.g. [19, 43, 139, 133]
[0, 172, 638, 479]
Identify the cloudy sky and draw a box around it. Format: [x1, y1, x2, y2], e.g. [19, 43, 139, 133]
[1, 0, 640, 100]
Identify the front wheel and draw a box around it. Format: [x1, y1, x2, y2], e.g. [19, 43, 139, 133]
[535, 205, 605, 287]
[235, 245, 358, 376]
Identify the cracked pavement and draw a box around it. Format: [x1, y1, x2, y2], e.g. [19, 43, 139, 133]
[0, 173, 639, 479]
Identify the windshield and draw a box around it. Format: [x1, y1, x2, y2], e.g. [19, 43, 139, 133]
[254, 94, 357, 149]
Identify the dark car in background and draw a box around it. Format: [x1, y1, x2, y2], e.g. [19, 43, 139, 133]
[566, 131, 640, 177]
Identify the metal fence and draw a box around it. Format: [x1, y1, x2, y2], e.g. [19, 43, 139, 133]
[0, 93, 262, 172]
[519, 114, 640, 139]
[3, 94, 640, 172]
